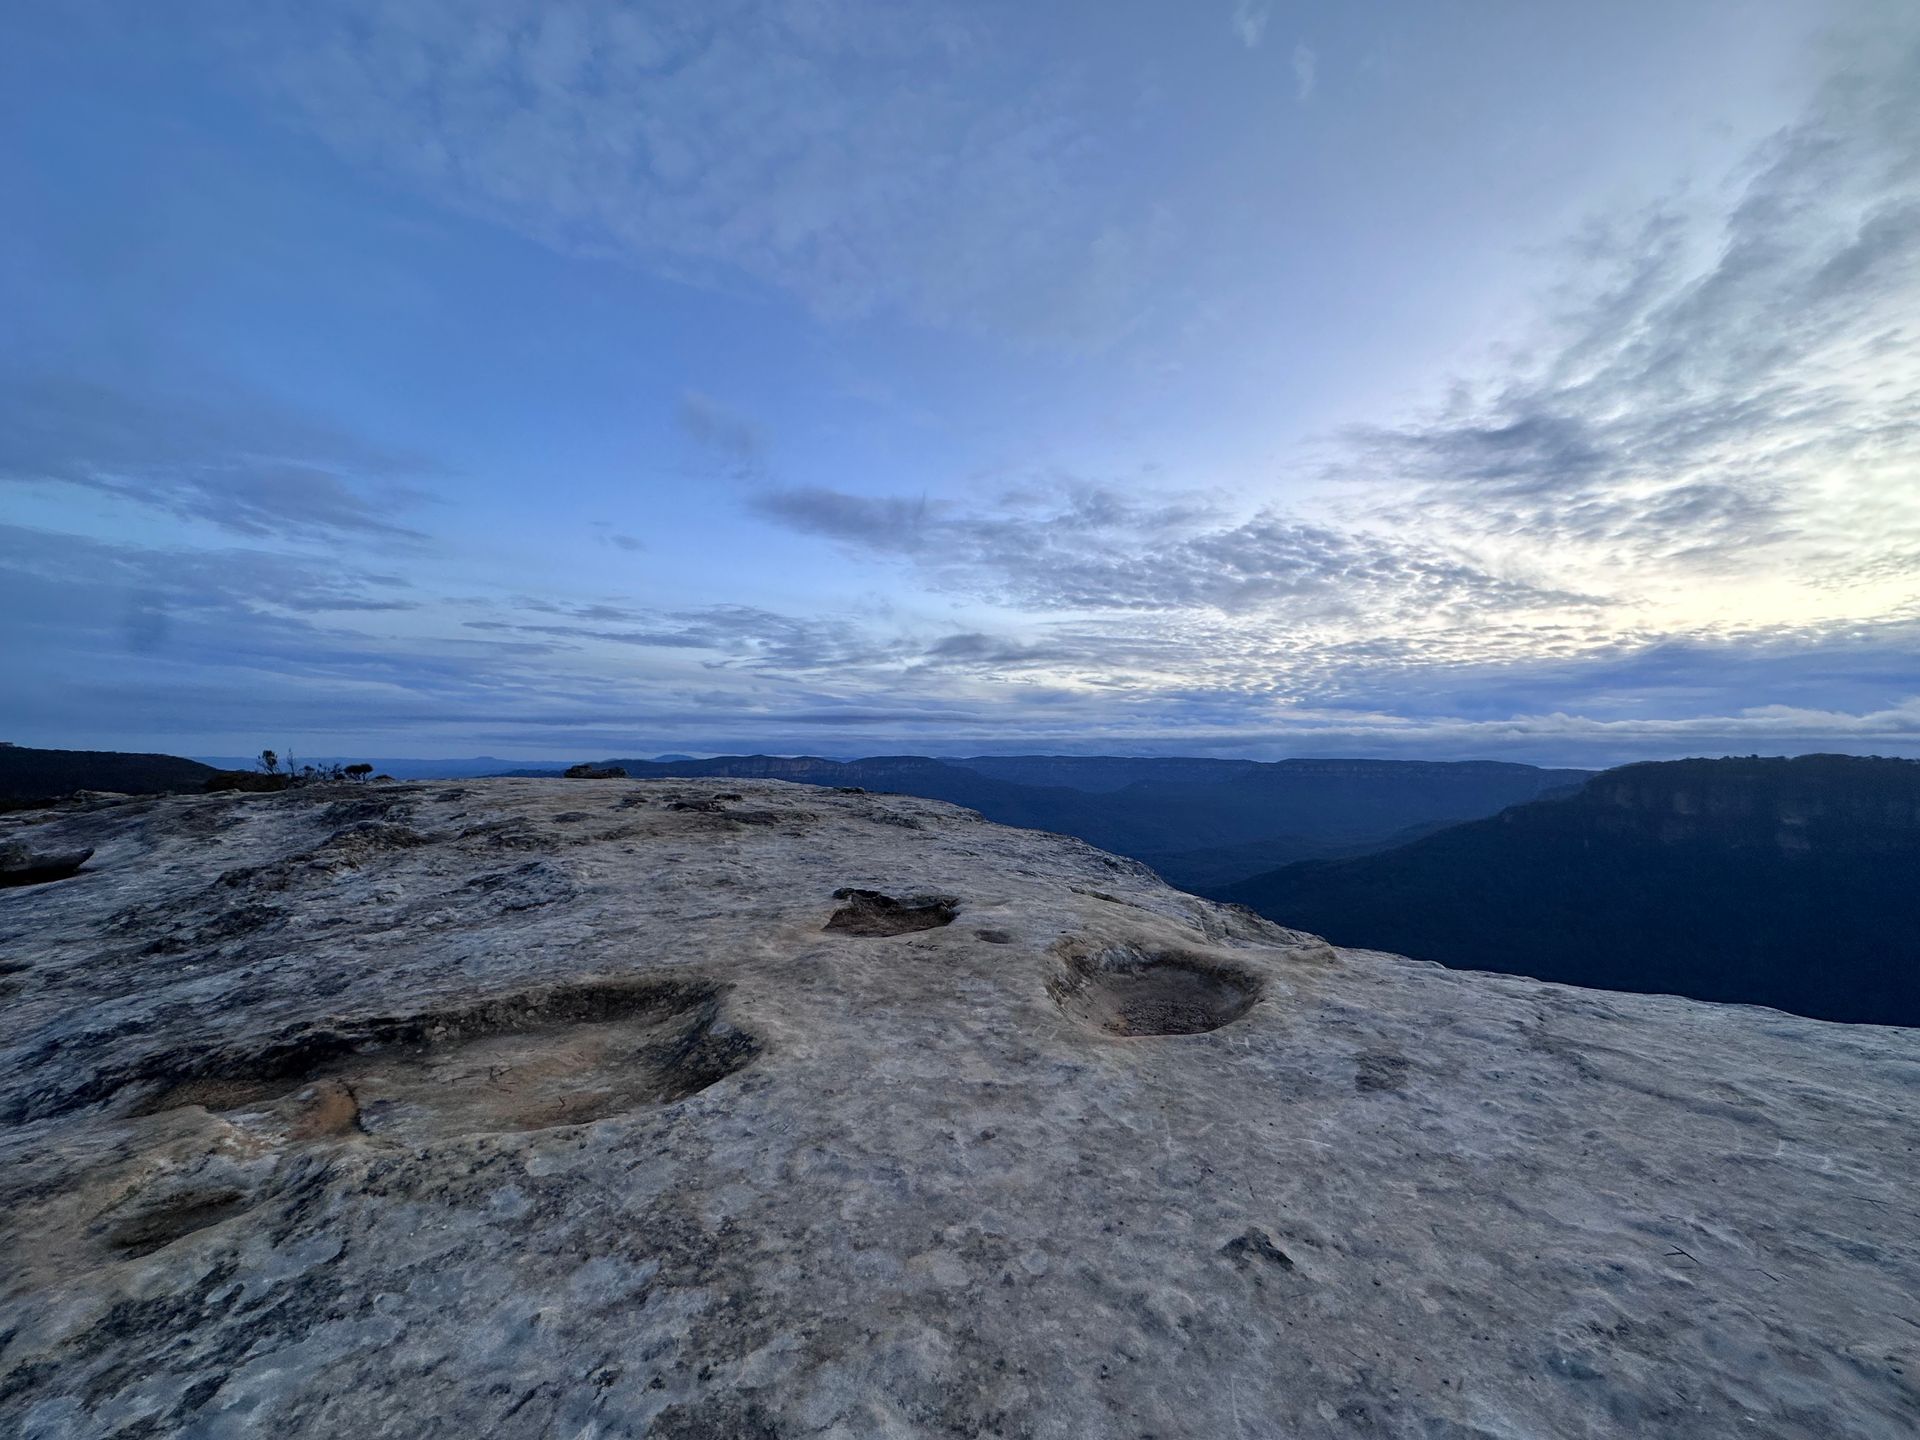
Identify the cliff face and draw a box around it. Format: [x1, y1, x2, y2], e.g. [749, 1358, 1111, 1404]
[1223, 755, 1920, 1026]
[1577, 756, 1920, 854]
[1, 779, 1917, 1438]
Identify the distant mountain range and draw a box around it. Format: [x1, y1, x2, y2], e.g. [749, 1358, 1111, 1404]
[569, 753, 1592, 888]
[1219, 755, 1920, 1027]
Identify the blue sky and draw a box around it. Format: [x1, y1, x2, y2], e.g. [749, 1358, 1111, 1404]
[4, 1, 1918, 765]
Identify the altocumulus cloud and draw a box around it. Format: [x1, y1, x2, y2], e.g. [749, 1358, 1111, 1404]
[1343, 30, 1920, 595]
[751, 481, 1596, 622]
[0, 519, 955, 754]
[738, 24, 1920, 753]
[7, 4, 1919, 762]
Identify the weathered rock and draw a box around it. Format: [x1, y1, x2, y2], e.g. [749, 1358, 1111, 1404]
[822, 886, 958, 936]
[0, 840, 93, 887]
[0, 779, 1915, 1438]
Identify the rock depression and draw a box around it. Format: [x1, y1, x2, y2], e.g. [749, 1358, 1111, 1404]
[0, 778, 1915, 1438]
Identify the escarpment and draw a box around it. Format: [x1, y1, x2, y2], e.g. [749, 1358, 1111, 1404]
[1, 779, 1915, 1438]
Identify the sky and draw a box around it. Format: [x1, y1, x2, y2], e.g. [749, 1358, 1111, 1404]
[3, 0, 1918, 766]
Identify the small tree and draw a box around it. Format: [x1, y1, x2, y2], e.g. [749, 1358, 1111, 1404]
[258, 749, 279, 776]
[344, 763, 374, 782]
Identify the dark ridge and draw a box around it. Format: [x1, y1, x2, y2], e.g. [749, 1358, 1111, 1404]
[1221, 755, 1920, 1027]
[0, 745, 218, 811]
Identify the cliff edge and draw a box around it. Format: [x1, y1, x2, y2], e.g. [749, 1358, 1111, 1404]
[1, 779, 1915, 1437]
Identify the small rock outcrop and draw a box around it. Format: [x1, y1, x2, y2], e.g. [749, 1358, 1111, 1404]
[0, 779, 1915, 1438]
[562, 762, 627, 779]
[822, 886, 958, 935]
[0, 840, 93, 887]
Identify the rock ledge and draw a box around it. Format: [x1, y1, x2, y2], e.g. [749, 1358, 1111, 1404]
[1, 778, 1915, 1438]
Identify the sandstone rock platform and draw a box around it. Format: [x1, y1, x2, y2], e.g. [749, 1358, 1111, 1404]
[0, 778, 1915, 1438]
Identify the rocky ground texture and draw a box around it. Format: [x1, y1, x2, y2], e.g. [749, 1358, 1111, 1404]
[0, 778, 1916, 1438]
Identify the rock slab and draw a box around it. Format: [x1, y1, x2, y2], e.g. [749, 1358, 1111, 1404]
[0, 779, 1916, 1438]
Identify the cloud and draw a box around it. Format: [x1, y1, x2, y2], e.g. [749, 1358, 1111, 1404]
[923, 632, 1060, 665]
[708, 26, 1920, 760]
[0, 521, 930, 753]
[587, 521, 646, 552]
[210, 0, 1171, 345]
[1336, 30, 1920, 593]
[0, 524, 417, 626]
[676, 391, 764, 479]
[8, 7, 1918, 762]
[0, 374, 429, 541]
[1291, 43, 1316, 103]
[6, 513, 1916, 762]
[464, 601, 914, 674]
[732, 16, 1920, 756]
[1230, 2, 1271, 50]
[750, 486, 935, 550]
[753, 480, 1597, 624]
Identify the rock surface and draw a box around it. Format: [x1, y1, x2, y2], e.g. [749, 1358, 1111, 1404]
[0, 841, 94, 888]
[0, 778, 1915, 1439]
